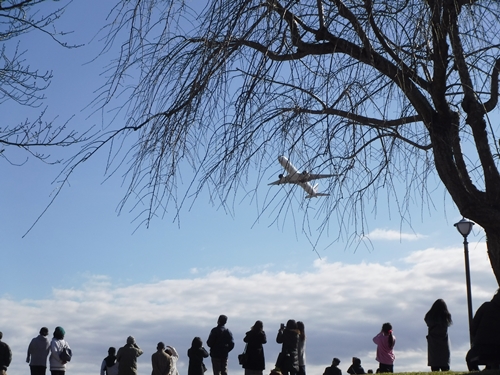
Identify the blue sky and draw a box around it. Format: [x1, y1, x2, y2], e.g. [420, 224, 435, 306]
[1, 1, 499, 375]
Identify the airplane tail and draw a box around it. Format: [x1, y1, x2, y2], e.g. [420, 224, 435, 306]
[305, 184, 330, 198]
[306, 193, 329, 198]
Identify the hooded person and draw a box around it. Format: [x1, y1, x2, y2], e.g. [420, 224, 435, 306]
[100, 347, 119, 375]
[49, 327, 71, 375]
[117, 336, 143, 375]
[346, 357, 365, 375]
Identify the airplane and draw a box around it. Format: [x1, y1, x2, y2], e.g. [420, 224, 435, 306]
[268, 156, 335, 198]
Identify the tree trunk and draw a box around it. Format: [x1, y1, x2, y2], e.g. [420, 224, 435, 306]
[482, 226, 500, 287]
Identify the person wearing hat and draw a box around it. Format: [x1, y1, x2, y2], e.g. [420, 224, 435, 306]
[152, 342, 172, 375]
[26, 327, 50, 375]
[49, 327, 71, 375]
[0, 332, 12, 375]
[117, 336, 143, 375]
[323, 358, 341, 375]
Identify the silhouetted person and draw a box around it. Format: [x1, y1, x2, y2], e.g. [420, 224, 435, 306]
[27, 327, 50, 375]
[373, 323, 395, 373]
[276, 320, 299, 375]
[117, 336, 143, 375]
[100, 347, 118, 375]
[425, 299, 452, 371]
[243, 320, 267, 375]
[152, 342, 172, 375]
[207, 315, 234, 375]
[0, 332, 12, 375]
[323, 358, 341, 375]
[347, 357, 365, 374]
[188, 337, 209, 375]
[466, 288, 500, 370]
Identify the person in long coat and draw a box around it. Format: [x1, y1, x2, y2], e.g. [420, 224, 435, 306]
[425, 299, 452, 371]
[117, 336, 143, 375]
[467, 289, 500, 370]
[276, 320, 299, 375]
[243, 321, 267, 375]
[187, 337, 209, 375]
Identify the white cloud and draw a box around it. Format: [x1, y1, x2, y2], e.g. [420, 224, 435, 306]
[366, 229, 426, 241]
[0, 242, 497, 375]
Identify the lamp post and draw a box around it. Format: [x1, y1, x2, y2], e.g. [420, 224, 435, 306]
[454, 218, 475, 347]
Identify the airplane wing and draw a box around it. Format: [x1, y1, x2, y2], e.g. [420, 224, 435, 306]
[268, 173, 336, 185]
[268, 179, 282, 186]
[268, 173, 299, 185]
[303, 173, 336, 182]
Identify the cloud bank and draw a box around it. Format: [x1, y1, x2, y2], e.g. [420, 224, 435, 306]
[1, 243, 497, 375]
[366, 229, 426, 241]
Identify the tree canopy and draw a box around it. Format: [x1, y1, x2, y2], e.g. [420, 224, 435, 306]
[64, 0, 500, 284]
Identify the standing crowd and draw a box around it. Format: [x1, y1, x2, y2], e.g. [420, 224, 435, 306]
[1, 289, 499, 375]
[0, 326, 72, 375]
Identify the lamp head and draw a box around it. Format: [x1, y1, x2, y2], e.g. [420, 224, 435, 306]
[454, 218, 474, 237]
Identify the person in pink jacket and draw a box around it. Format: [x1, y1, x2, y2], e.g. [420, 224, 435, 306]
[372, 323, 395, 373]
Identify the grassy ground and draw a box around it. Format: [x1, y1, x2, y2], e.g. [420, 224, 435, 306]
[398, 371, 500, 375]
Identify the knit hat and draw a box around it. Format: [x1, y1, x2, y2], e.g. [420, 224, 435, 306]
[54, 327, 65, 340]
[127, 336, 135, 345]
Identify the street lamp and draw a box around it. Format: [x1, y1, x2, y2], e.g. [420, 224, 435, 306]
[454, 218, 475, 347]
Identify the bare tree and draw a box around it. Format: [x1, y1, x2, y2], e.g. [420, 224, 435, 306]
[0, 0, 85, 164]
[81, 0, 500, 284]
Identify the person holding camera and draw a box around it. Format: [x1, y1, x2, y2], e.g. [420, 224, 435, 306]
[117, 336, 143, 375]
[276, 320, 299, 375]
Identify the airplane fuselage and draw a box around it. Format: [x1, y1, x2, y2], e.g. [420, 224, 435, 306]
[272, 156, 330, 198]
